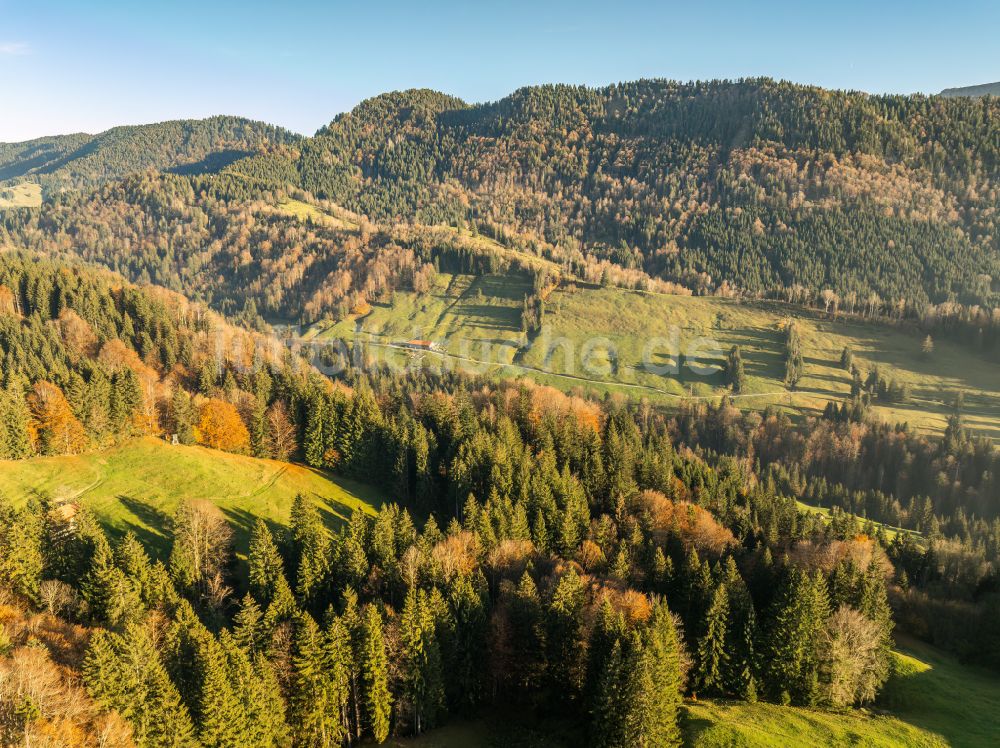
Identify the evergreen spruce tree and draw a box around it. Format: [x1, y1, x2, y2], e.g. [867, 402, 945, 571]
[193, 630, 243, 748]
[198, 358, 218, 396]
[858, 559, 894, 678]
[643, 601, 684, 747]
[81, 533, 142, 628]
[360, 605, 393, 743]
[507, 572, 547, 696]
[546, 566, 587, 703]
[586, 599, 627, 709]
[0, 499, 44, 602]
[249, 518, 294, 612]
[840, 345, 854, 370]
[323, 615, 355, 745]
[784, 322, 805, 389]
[252, 651, 290, 748]
[249, 395, 268, 458]
[765, 569, 830, 705]
[84, 623, 197, 747]
[303, 393, 326, 468]
[291, 613, 349, 747]
[400, 585, 445, 734]
[115, 531, 153, 598]
[695, 584, 730, 695]
[110, 367, 142, 430]
[289, 495, 332, 609]
[735, 604, 759, 702]
[233, 593, 265, 653]
[590, 637, 627, 748]
[619, 633, 659, 748]
[726, 345, 747, 393]
[170, 387, 195, 444]
[0, 383, 32, 458]
[445, 572, 488, 711]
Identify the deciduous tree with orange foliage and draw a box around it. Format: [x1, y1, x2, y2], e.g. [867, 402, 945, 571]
[196, 398, 250, 453]
[27, 381, 87, 455]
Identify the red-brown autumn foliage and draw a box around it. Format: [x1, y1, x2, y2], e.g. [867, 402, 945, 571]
[96, 339, 145, 374]
[486, 539, 536, 585]
[636, 489, 737, 556]
[57, 310, 98, 359]
[0, 285, 17, 317]
[592, 585, 654, 625]
[431, 531, 481, 582]
[576, 540, 608, 573]
[0, 604, 134, 747]
[788, 536, 893, 577]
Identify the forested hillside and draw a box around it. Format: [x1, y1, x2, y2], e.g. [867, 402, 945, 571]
[1, 171, 593, 330]
[2, 79, 997, 327]
[0, 251, 314, 461]
[3, 352, 1000, 745]
[1, 78, 999, 747]
[0, 116, 299, 193]
[3, 80, 997, 311]
[286, 79, 999, 307]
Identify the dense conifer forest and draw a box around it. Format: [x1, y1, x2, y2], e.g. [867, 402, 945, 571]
[0, 254, 998, 745]
[292, 80, 999, 307]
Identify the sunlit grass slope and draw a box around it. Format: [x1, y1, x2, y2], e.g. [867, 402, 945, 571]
[314, 275, 1000, 440]
[0, 436, 381, 557]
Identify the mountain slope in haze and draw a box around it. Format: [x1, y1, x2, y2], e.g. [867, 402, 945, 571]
[0, 115, 300, 192]
[939, 81, 1000, 98]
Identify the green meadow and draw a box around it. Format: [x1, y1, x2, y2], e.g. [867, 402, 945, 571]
[311, 274, 1000, 441]
[0, 436, 382, 559]
[276, 198, 360, 230]
[875, 636, 1000, 748]
[685, 636, 1000, 747]
[0, 181, 42, 208]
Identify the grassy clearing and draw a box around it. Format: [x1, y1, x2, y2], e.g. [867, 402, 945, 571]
[524, 286, 1000, 438]
[277, 198, 358, 230]
[0, 182, 42, 208]
[0, 437, 381, 559]
[316, 272, 531, 366]
[315, 275, 1000, 440]
[682, 699, 944, 747]
[879, 636, 1000, 748]
[683, 638, 1000, 747]
[794, 500, 920, 543]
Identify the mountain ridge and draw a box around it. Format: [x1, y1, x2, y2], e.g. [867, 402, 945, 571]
[939, 81, 1000, 97]
[0, 115, 300, 191]
[3, 77, 999, 311]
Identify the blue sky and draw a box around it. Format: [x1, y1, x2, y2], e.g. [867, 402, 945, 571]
[1, 0, 997, 141]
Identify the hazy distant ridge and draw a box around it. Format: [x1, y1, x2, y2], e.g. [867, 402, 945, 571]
[939, 81, 1000, 97]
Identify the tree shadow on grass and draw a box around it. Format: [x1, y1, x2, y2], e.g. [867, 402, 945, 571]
[454, 302, 521, 332]
[114, 495, 172, 560]
[879, 638, 1000, 747]
[680, 710, 716, 744]
[218, 506, 284, 587]
[219, 494, 368, 554]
